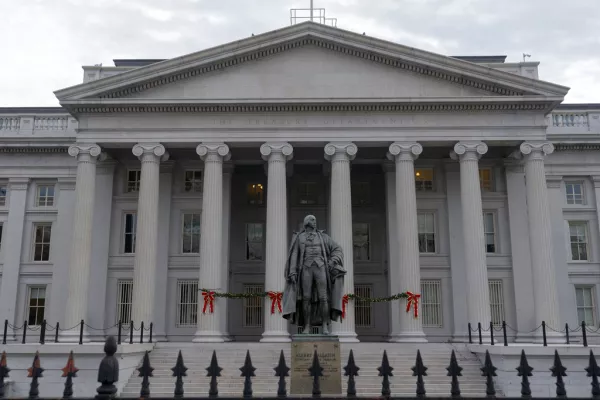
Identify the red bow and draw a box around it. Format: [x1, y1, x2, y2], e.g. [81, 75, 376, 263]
[406, 291, 420, 319]
[342, 294, 349, 319]
[202, 291, 215, 314]
[268, 291, 283, 314]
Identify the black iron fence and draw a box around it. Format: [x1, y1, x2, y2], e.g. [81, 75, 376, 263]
[2, 320, 152, 345]
[468, 320, 598, 347]
[0, 336, 599, 399]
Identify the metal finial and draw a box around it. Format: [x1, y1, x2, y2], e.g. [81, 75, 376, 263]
[61, 351, 78, 399]
[0, 351, 10, 399]
[308, 349, 323, 398]
[206, 350, 222, 398]
[240, 350, 256, 399]
[27, 351, 44, 399]
[172, 350, 188, 399]
[344, 349, 359, 397]
[480, 350, 497, 398]
[446, 350, 463, 398]
[137, 351, 154, 398]
[516, 350, 533, 399]
[377, 350, 393, 397]
[586, 350, 600, 399]
[274, 350, 290, 398]
[412, 350, 427, 398]
[550, 350, 567, 398]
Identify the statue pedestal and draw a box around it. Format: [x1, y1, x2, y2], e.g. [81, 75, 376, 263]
[290, 334, 342, 395]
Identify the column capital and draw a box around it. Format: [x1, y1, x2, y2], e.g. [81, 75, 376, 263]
[133, 143, 169, 162]
[196, 143, 231, 162]
[324, 142, 357, 161]
[387, 142, 422, 161]
[260, 142, 293, 161]
[520, 142, 554, 161]
[450, 142, 488, 161]
[68, 144, 103, 162]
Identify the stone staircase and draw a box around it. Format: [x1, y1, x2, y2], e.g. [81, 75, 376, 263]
[122, 342, 490, 397]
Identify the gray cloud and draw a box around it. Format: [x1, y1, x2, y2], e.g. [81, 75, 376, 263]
[1, 0, 598, 106]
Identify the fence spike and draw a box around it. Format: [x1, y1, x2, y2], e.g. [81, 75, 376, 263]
[585, 350, 600, 399]
[308, 349, 323, 398]
[27, 351, 44, 400]
[61, 351, 78, 399]
[344, 349, 359, 398]
[95, 336, 119, 400]
[550, 350, 567, 398]
[480, 350, 497, 398]
[377, 350, 393, 397]
[446, 350, 462, 398]
[240, 350, 256, 399]
[137, 351, 153, 399]
[516, 349, 533, 399]
[172, 350, 188, 399]
[206, 350, 222, 398]
[0, 351, 10, 399]
[274, 350, 289, 398]
[412, 350, 427, 398]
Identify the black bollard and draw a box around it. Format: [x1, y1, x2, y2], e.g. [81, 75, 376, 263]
[502, 321, 508, 346]
[55, 322, 59, 343]
[490, 321, 494, 345]
[565, 323, 570, 345]
[79, 320, 84, 345]
[140, 321, 144, 344]
[149, 323, 153, 344]
[39, 320, 46, 345]
[468, 323, 472, 344]
[22, 321, 27, 344]
[2, 320, 7, 345]
[129, 321, 133, 345]
[583, 321, 589, 347]
[542, 321, 547, 347]
[117, 321, 122, 345]
[478, 322, 482, 345]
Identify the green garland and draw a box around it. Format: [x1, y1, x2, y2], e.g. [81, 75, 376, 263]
[200, 289, 410, 303]
[347, 292, 408, 303]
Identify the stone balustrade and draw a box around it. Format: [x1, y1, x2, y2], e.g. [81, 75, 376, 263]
[0, 111, 76, 136]
[551, 112, 589, 128]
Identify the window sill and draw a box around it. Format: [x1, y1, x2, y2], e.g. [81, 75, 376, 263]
[30, 261, 52, 265]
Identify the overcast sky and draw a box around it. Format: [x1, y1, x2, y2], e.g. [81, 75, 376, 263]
[1, 0, 599, 106]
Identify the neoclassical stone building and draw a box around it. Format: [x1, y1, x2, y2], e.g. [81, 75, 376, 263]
[0, 21, 598, 343]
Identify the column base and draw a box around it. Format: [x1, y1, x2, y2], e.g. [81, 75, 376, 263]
[335, 332, 360, 343]
[192, 330, 226, 343]
[59, 328, 91, 343]
[260, 330, 291, 343]
[388, 331, 428, 343]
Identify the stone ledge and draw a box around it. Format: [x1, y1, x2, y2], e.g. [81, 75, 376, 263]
[0, 342, 155, 355]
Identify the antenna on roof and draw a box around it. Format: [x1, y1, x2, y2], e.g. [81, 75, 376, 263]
[290, 0, 337, 27]
[522, 53, 531, 62]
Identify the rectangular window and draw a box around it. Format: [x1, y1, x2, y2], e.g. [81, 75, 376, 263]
[123, 213, 137, 254]
[576, 286, 596, 327]
[243, 284, 264, 328]
[36, 185, 55, 207]
[352, 223, 370, 261]
[182, 213, 201, 254]
[116, 280, 133, 324]
[354, 284, 372, 328]
[245, 223, 264, 261]
[26, 286, 46, 326]
[184, 170, 203, 193]
[415, 169, 434, 191]
[298, 182, 319, 205]
[417, 213, 436, 253]
[483, 212, 496, 253]
[489, 280, 505, 326]
[351, 182, 371, 205]
[0, 185, 7, 206]
[33, 223, 52, 261]
[127, 170, 141, 193]
[566, 182, 585, 205]
[247, 183, 264, 205]
[479, 168, 493, 192]
[569, 221, 589, 261]
[421, 280, 442, 327]
[176, 280, 199, 327]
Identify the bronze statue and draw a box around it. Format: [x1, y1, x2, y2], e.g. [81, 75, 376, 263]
[282, 215, 346, 334]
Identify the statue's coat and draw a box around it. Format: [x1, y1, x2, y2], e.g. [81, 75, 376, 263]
[282, 230, 346, 327]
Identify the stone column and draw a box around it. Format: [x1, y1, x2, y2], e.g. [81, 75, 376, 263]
[260, 142, 293, 342]
[193, 143, 230, 343]
[221, 163, 234, 341]
[131, 143, 168, 325]
[61, 144, 102, 342]
[520, 142, 563, 341]
[387, 142, 427, 342]
[325, 142, 359, 342]
[451, 142, 492, 329]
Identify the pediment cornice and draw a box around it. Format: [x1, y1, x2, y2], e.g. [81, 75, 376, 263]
[55, 22, 569, 106]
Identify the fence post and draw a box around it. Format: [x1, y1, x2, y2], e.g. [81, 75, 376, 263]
[22, 321, 27, 344]
[129, 321, 133, 345]
[478, 322, 482, 345]
[2, 320, 7, 345]
[117, 321, 122, 345]
[502, 321, 508, 346]
[79, 320, 84, 345]
[542, 321, 547, 347]
[565, 323, 570, 345]
[140, 321, 144, 344]
[490, 321, 494, 345]
[149, 323, 153, 344]
[468, 323, 472, 344]
[39, 320, 46, 345]
[583, 321, 588, 347]
[55, 322, 59, 343]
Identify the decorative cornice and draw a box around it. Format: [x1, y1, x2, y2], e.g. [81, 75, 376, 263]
[196, 143, 231, 162]
[0, 147, 68, 153]
[260, 142, 293, 162]
[132, 143, 169, 162]
[69, 102, 551, 114]
[450, 142, 488, 161]
[387, 142, 422, 162]
[324, 142, 357, 161]
[94, 38, 522, 100]
[555, 144, 600, 152]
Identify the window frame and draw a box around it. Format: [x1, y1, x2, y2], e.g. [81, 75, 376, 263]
[0, 185, 7, 207]
[122, 212, 137, 254]
[483, 211, 497, 254]
[488, 280, 506, 327]
[245, 222, 265, 261]
[479, 168, 494, 192]
[116, 280, 133, 325]
[354, 284, 373, 328]
[243, 284, 264, 328]
[126, 169, 141, 193]
[184, 170, 203, 193]
[32, 223, 52, 262]
[176, 280, 199, 327]
[568, 221, 590, 262]
[420, 280, 443, 328]
[565, 181, 585, 205]
[297, 181, 319, 205]
[181, 212, 201, 254]
[575, 286, 597, 327]
[415, 168, 435, 191]
[35, 184, 55, 207]
[417, 212, 436, 254]
[26, 286, 47, 327]
[352, 222, 371, 261]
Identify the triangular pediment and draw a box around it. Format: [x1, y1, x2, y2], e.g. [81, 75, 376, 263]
[55, 22, 568, 110]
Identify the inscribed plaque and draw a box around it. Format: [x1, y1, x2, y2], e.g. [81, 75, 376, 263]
[290, 337, 341, 395]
